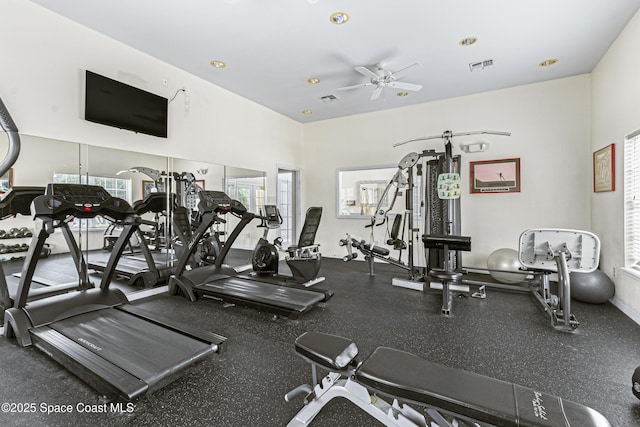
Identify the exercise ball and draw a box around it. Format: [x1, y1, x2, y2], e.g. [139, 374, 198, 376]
[487, 248, 525, 284]
[570, 269, 615, 304]
[633, 366, 640, 399]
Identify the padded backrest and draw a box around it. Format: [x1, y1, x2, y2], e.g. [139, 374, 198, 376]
[519, 228, 600, 272]
[390, 214, 402, 240]
[297, 207, 322, 247]
[172, 206, 192, 241]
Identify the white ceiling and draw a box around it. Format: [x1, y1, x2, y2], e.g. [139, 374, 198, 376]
[30, 0, 640, 123]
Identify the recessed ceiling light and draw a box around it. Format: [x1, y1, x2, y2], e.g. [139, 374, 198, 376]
[459, 36, 478, 46]
[539, 58, 558, 67]
[307, 77, 321, 84]
[396, 92, 409, 97]
[209, 60, 226, 69]
[301, 110, 313, 115]
[330, 12, 349, 24]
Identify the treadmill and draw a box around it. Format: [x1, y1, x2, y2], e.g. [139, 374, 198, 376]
[4, 183, 226, 402]
[0, 186, 94, 317]
[168, 190, 331, 319]
[88, 192, 177, 287]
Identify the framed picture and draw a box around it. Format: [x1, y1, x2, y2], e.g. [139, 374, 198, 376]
[142, 180, 156, 198]
[0, 168, 13, 194]
[470, 158, 521, 194]
[593, 143, 615, 192]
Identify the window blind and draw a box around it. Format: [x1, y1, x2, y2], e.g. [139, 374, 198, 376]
[624, 131, 640, 268]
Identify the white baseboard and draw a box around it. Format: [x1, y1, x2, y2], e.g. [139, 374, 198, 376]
[391, 278, 423, 291]
[610, 297, 640, 326]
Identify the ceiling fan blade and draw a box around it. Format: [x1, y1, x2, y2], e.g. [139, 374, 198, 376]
[370, 85, 384, 101]
[388, 81, 423, 91]
[336, 83, 371, 91]
[391, 62, 423, 78]
[355, 66, 379, 80]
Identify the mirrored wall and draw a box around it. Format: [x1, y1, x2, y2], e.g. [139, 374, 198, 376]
[0, 132, 266, 292]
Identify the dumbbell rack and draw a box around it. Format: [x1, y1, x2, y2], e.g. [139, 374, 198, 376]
[0, 227, 32, 261]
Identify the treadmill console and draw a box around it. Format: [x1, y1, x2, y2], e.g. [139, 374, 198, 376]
[263, 205, 282, 229]
[0, 186, 45, 219]
[198, 191, 247, 215]
[132, 192, 177, 215]
[32, 183, 134, 220]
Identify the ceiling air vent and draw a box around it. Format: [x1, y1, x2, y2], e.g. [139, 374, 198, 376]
[320, 94, 341, 103]
[469, 59, 494, 72]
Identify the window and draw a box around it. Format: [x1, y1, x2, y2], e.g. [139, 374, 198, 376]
[53, 173, 131, 202]
[53, 173, 131, 228]
[225, 181, 264, 213]
[625, 130, 640, 268]
[278, 169, 298, 247]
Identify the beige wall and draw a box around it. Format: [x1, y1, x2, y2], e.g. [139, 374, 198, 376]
[304, 75, 592, 268]
[591, 8, 640, 321]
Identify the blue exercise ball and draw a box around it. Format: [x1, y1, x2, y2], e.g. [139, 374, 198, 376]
[570, 269, 615, 304]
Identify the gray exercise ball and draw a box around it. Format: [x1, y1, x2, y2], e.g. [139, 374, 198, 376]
[570, 269, 615, 304]
[487, 248, 525, 284]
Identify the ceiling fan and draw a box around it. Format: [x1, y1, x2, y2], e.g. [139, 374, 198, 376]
[337, 62, 423, 101]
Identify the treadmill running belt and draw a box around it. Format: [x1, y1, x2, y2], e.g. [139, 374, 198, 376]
[49, 309, 212, 385]
[200, 277, 324, 312]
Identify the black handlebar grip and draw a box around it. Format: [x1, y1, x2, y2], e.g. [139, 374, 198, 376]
[0, 98, 18, 133]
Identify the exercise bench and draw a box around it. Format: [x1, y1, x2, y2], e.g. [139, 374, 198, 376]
[285, 332, 611, 426]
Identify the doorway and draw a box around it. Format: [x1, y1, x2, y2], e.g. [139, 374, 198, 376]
[277, 168, 300, 247]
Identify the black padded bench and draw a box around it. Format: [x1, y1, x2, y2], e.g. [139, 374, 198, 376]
[360, 241, 390, 256]
[286, 332, 611, 427]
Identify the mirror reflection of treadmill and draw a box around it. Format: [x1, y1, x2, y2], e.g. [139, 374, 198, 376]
[0, 186, 94, 316]
[4, 184, 226, 401]
[87, 192, 177, 288]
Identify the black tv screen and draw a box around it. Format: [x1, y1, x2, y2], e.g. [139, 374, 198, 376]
[84, 70, 168, 138]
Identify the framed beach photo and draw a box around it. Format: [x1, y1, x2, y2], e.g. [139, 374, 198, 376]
[470, 158, 521, 194]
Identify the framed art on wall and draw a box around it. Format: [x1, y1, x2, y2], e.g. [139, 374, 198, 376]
[142, 180, 156, 198]
[470, 158, 521, 194]
[593, 143, 615, 192]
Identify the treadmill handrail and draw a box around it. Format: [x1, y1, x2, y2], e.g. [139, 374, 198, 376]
[0, 97, 21, 179]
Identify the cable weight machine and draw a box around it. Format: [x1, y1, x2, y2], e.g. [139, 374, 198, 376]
[341, 130, 511, 301]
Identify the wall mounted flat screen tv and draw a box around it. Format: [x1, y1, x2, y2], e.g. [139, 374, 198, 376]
[84, 70, 168, 138]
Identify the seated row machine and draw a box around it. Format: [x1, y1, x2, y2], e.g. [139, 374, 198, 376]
[285, 332, 611, 427]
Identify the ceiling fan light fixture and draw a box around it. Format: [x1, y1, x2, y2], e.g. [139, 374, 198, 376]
[301, 110, 313, 115]
[539, 58, 558, 67]
[307, 77, 321, 84]
[459, 36, 478, 46]
[209, 60, 226, 69]
[330, 12, 349, 25]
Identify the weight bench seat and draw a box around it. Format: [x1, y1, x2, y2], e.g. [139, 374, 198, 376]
[294, 332, 610, 427]
[362, 243, 390, 257]
[357, 346, 609, 426]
